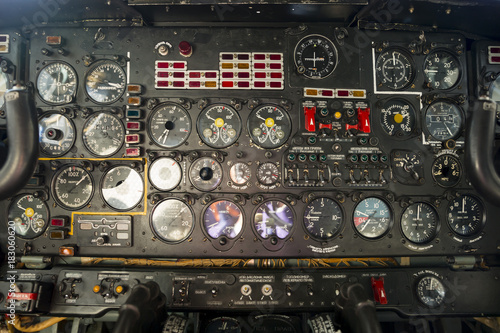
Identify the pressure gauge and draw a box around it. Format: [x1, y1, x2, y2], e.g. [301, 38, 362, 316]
[37, 61, 78, 104]
[431, 155, 461, 187]
[197, 104, 242, 148]
[82, 112, 124, 157]
[376, 49, 415, 90]
[38, 113, 76, 157]
[189, 157, 223, 191]
[294, 34, 338, 79]
[150, 198, 194, 243]
[8, 194, 49, 239]
[149, 157, 182, 191]
[52, 165, 93, 210]
[401, 202, 439, 244]
[101, 166, 144, 210]
[84, 60, 126, 104]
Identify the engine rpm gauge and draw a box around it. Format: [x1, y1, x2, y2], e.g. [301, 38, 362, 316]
[150, 198, 194, 243]
[303, 197, 343, 241]
[248, 105, 292, 149]
[447, 195, 485, 237]
[203, 200, 244, 239]
[424, 50, 461, 90]
[197, 104, 241, 148]
[376, 49, 415, 90]
[353, 197, 392, 239]
[294, 34, 338, 79]
[416, 275, 446, 308]
[229, 162, 251, 185]
[432, 155, 461, 187]
[257, 162, 279, 186]
[36, 61, 78, 104]
[84, 60, 126, 104]
[38, 113, 76, 157]
[53, 165, 93, 210]
[254, 200, 294, 239]
[149, 157, 182, 191]
[380, 99, 416, 137]
[8, 194, 49, 239]
[148, 103, 191, 148]
[0, 71, 8, 109]
[82, 112, 124, 157]
[425, 101, 463, 141]
[101, 166, 144, 210]
[189, 157, 223, 191]
[401, 202, 439, 244]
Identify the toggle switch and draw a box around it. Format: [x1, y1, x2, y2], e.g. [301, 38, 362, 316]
[304, 106, 316, 132]
[371, 277, 388, 305]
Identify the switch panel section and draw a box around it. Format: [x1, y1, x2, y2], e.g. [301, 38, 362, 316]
[77, 216, 133, 247]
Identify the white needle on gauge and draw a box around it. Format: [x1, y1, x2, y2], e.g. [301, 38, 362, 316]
[417, 204, 421, 221]
[443, 121, 453, 136]
[76, 176, 86, 186]
[107, 82, 123, 88]
[393, 52, 396, 64]
[461, 198, 466, 213]
[313, 52, 316, 67]
[158, 129, 169, 143]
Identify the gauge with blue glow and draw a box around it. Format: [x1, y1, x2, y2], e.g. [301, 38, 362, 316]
[203, 200, 244, 239]
[353, 197, 392, 239]
[253, 200, 294, 239]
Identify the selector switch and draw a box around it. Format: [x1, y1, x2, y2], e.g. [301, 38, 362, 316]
[304, 106, 316, 132]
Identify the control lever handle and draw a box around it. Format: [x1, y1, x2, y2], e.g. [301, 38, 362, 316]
[0, 85, 38, 201]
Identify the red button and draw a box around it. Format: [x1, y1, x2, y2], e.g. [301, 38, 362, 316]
[189, 81, 201, 88]
[189, 72, 201, 78]
[319, 123, 333, 130]
[254, 54, 265, 60]
[205, 72, 217, 78]
[304, 107, 316, 132]
[270, 54, 281, 61]
[255, 72, 266, 79]
[178, 41, 192, 57]
[371, 277, 388, 305]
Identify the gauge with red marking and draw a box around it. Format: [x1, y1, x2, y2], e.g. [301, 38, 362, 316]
[353, 197, 392, 239]
[203, 200, 244, 239]
[247, 104, 291, 149]
[256, 162, 279, 186]
[8, 194, 49, 239]
[197, 104, 242, 148]
[148, 103, 191, 148]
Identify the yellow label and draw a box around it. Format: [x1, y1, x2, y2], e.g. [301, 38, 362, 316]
[265, 118, 275, 127]
[25, 208, 34, 218]
[215, 118, 225, 127]
[394, 113, 404, 124]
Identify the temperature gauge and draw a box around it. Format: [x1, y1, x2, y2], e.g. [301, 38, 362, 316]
[150, 198, 194, 243]
[38, 113, 76, 157]
[253, 200, 294, 239]
[203, 200, 244, 239]
[8, 194, 49, 239]
[248, 105, 292, 149]
[189, 157, 223, 191]
[197, 104, 242, 148]
[148, 103, 191, 148]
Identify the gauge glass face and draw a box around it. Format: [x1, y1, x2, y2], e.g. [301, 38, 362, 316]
[197, 104, 242, 148]
[38, 113, 76, 157]
[150, 199, 194, 243]
[148, 103, 191, 148]
[432, 155, 461, 187]
[8, 194, 49, 239]
[203, 200, 243, 239]
[82, 112, 124, 157]
[353, 197, 392, 239]
[416, 276, 446, 308]
[149, 157, 182, 191]
[37, 62, 78, 104]
[206, 317, 241, 333]
[490, 75, 500, 104]
[229, 162, 251, 185]
[424, 51, 461, 90]
[189, 157, 223, 191]
[294, 34, 338, 79]
[254, 200, 294, 239]
[447, 195, 484, 237]
[53, 165, 93, 210]
[84, 60, 126, 104]
[247, 105, 292, 149]
[401, 203, 439, 244]
[303, 197, 343, 240]
[256, 162, 279, 185]
[425, 101, 463, 141]
[376, 49, 415, 90]
[101, 166, 144, 210]
[0, 71, 9, 108]
[380, 99, 416, 137]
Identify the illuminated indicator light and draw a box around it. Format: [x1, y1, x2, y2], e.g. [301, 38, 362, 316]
[173, 62, 185, 69]
[189, 72, 201, 78]
[46, 36, 62, 45]
[238, 81, 250, 88]
[253, 81, 265, 88]
[306, 89, 318, 96]
[270, 72, 282, 79]
[221, 54, 233, 60]
[173, 81, 185, 88]
[238, 72, 250, 79]
[222, 72, 234, 78]
[334, 111, 342, 119]
[222, 63, 234, 69]
[157, 72, 169, 78]
[270, 82, 282, 88]
[0, 36, 7, 43]
[337, 90, 349, 97]
[352, 90, 365, 97]
[27, 177, 42, 186]
[254, 63, 265, 69]
[128, 97, 141, 106]
[237, 54, 250, 60]
[127, 85, 142, 93]
[126, 122, 141, 130]
[126, 148, 140, 156]
[93, 285, 101, 293]
[321, 90, 334, 97]
[490, 56, 500, 63]
[255, 72, 266, 78]
[189, 81, 201, 88]
[157, 81, 169, 87]
[205, 72, 217, 78]
[269, 63, 281, 70]
[489, 47, 500, 54]
[270, 54, 281, 61]
[115, 286, 124, 294]
[254, 54, 265, 60]
[59, 247, 75, 257]
[125, 134, 140, 144]
[157, 62, 170, 69]
[173, 72, 185, 78]
[205, 81, 217, 88]
[222, 81, 234, 88]
[238, 63, 250, 69]
[126, 110, 141, 118]
[0, 45, 7, 52]
[51, 218, 66, 227]
[49, 230, 65, 240]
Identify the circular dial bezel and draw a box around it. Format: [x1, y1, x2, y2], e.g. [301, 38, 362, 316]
[253, 199, 295, 240]
[8, 194, 49, 239]
[150, 198, 194, 244]
[416, 275, 446, 308]
[423, 50, 461, 90]
[247, 104, 292, 149]
[401, 202, 440, 244]
[375, 48, 416, 90]
[188, 157, 223, 191]
[303, 197, 344, 241]
[294, 34, 338, 79]
[353, 197, 393, 239]
[84, 60, 126, 104]
[149, 157, 182, 191]
[229, 162, 251, 186]
[197, 104, 242, 148]
[147, 103, 192, 149]
[52, 165, 94, 210]
[379, 98, 416, 138]
[431, 154, 462, 188]
[256, 162, 280, 186]
[447, 195, 485, 237]
[38, 112, 76, 157]
[424, 101, 464, 141]
[82, 112, 125, 157]
[202, 200, 244, 240]
[101, 166, 144, 211]
[36, 61, 78, 105]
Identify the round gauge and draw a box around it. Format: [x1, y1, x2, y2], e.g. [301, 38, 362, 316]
[425, 101, 463, 141]
[353, 197, 392, 239]
[189, 157, 223, 191]
[432, 155, 461, 187]
[401, 202, 439, 244]
[206, 317, 241, 333]
[8, 194, 49, 239]
[256, 162, 279, 186]
[424, 50, 461, 90]
[197, 104, 242, 148]
[82, 112, 124, 157]
[150, 198, 194, 243]
[149, 157, 182, 191]
[36, 61, 78, 104]
[253, 200, 294, 239]
[148, 103, 191, 148]
[38, 113, 76, 157]
[53, 165, 93, 210]
[101, 166, 144, 210]
[247, 105, 292, 149]
[447, 195, 485, 237]
[376, 49, 415, 90]
[0, 71, 9, 109]
[229, 162, 251, 185]
[303, 197, 343, 240]
[84, 60, 126, 104]
[380, 99, 416, 137]
[203, 200, 244, 239]
[294, 34, 338, 79]
[416, 275, 446, 308]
